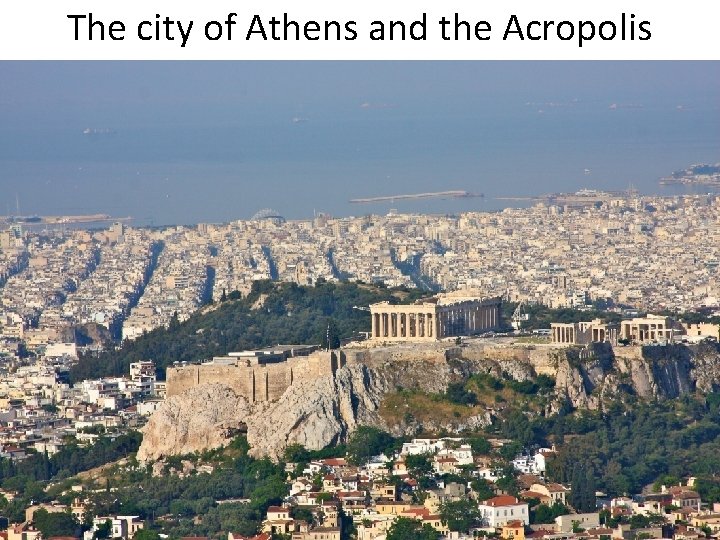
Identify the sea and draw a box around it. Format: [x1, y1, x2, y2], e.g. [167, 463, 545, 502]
[0, 62, 718, 226]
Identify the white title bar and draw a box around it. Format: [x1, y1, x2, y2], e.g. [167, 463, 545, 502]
[1, 0, 719, 60]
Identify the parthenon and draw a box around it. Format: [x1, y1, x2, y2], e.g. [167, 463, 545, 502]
[369, 295, 502, 342]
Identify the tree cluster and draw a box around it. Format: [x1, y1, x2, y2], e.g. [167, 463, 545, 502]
[345, 426, 400, 466]
[543, 398, 720, 497]
[0, 432, 141, 502]
[386, 517, 440, 540]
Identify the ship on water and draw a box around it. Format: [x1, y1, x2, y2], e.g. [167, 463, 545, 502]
[82, 128, 117, 136]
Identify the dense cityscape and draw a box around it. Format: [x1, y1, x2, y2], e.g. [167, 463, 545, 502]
[0, 188, 718, 540]
[2, 191, 720, 349]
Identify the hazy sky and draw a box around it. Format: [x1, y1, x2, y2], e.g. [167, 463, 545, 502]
[1, 62, 717, 122]
[0, 62, 718, 224]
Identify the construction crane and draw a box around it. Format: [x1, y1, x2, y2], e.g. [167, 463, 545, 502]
[512, 301, 529, 331]
[352, 306, 372, 341]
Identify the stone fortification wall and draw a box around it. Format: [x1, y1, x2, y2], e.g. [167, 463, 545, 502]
[166, 350, 342, 401]
[345, 342, 561, 376]
[344, 344, 451, 366]
[167, 340, 680, 405]
[459, 344, 560, 375]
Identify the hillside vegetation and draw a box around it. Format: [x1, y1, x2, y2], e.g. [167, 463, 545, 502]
[71, 280, 425, 381]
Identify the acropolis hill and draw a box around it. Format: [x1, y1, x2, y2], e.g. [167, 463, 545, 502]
[143, 337, 720, 461]
[163, 285, 718, 407]
[165, 291, 502, 400]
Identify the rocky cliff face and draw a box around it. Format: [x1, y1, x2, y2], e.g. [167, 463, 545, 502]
[552, 342, 719, 410]
[138, 364, 392, 462]
[138, 342, 720, 462]
[137, 384, 254, 461]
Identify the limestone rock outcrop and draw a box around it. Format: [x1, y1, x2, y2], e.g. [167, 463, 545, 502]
[139, 364, 391, 462]
[245, 364, 386, 459]
[552, 343, 719, 410]
[138, 342, 720, 462]
[137, 383, 253, 462]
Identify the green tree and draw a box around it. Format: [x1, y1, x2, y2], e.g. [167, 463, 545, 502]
[439, 499, 483, 533]
[498, 441, 522, 461]
[533, 504, 554, 524]
[94, 519, 112, 539]
[532, 502, 569, 524]
[283, 444, 310, 464]
[495, 465, 520, 496]
[570, 465, 596, 512]
[629, 515, 651, 529]
[133, 530, 161, 540]
[471, 478, 495, 500]
[168, 311, 180, 330]
[695, 476, 720, 503]
[386, 517, 440, 540]
[345, 426, 397, 466]
[466, 436, 491, 455]
[446, 383, 477, 406]
[33, 509, 81, 539]
[405, 454, 433, 477]
[290, 507, 315, 526]
[323, 319, 341, 350]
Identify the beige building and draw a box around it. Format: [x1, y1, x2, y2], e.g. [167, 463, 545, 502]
[8, 524, 40, 540]
[369, 295, 501, 342]
[501, 520, 525, 540]
[529, 483, 569, 505]
[304, 527, 341, 540]
[552, 315, 689, 346]
[555, 513, 600, 533]
[551, 319, 619, 346]
[620, 315, 683, 343]
[682, 322, 720, 341]
[0, 312, 24, 339]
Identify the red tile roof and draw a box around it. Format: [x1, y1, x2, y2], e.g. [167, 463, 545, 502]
[520, 490, 546, 499]
[321, 458, 347, 467]
[482, 495, 522, 507]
